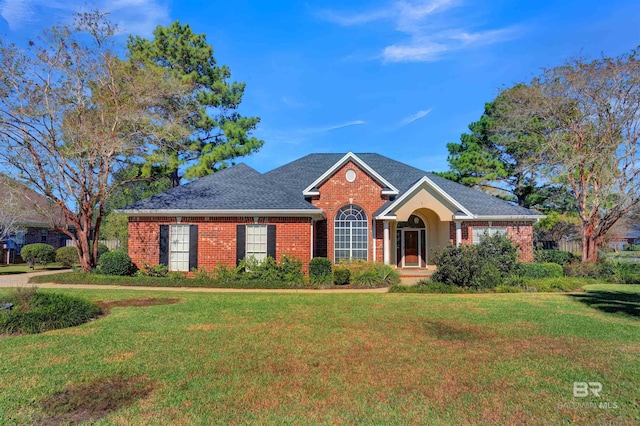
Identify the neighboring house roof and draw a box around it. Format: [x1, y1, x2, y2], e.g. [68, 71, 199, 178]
[119, 153, 543, 220]
[0, 174, 67, 227]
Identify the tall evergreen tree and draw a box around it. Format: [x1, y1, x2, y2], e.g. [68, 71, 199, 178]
[442, 85, 551, 209]
[128, 21, 264, 187]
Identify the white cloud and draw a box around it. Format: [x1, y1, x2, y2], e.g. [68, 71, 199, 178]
[399, 108, 432, 127]
[258, 120, 366, 147]
[322, 120, 366, 132]
[319, 0, 520, 63]
[0, 0, 169, 35]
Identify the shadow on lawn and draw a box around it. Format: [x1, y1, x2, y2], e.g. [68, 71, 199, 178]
[569, 290, 640, 319]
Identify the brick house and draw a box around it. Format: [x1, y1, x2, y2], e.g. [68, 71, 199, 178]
[1, 175, 70, 264]
[119, 153, 544, 273]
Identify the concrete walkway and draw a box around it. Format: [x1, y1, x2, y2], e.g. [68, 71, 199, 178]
[0, 270, 389, 293]
[0, 269, 71, 287]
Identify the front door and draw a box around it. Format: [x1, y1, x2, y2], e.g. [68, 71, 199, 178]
[404, 230, 419, 267]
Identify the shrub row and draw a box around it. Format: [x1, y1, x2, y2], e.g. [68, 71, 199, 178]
[533, 249, 576, 265]
[0, 288, 102, 334]
[20, 243, 110, 269]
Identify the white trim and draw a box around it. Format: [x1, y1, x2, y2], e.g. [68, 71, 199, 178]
[452, 214, 546, 221]
[302, 152, 399, 196]
[383, 221, 390, 265]
[372, 219, 377, 262]
[455, 221, 462, 247]
[116, 209, 325, 219]
[375, 176, 474, 219]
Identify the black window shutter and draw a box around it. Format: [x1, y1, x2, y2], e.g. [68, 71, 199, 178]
[189, 225, 198, 270]
[236, 225, 246, 265]
[267, 225, 276, 259]
[159, 225, 169, 266]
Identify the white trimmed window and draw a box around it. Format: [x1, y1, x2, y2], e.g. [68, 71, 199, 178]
[472, 227, 507, 244]
[247, 225, 268, 262]
[335, 205, 368, 262]
[169, 224, 190, 271]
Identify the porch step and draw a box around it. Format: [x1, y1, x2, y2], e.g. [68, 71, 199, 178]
[398, 269, 433, 285]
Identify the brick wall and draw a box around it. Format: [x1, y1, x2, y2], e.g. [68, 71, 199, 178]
[128, 216, 312, 273]
[449, 221, 535, 262]
[24, 227, 69, 249]
[310, 161, 388, 262]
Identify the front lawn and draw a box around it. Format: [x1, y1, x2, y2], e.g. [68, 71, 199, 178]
[1, 285, 638, 424]
[0, 263, 67, 275]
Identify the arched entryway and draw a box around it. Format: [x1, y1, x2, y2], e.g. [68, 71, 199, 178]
[396, 214, 427, 268]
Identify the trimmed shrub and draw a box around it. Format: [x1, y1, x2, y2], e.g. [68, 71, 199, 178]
[517, 262, 564, 279]
[0, 289, 102, 334]
[99, 250, 133, 276]
[309, 257, 333, 284]
[333, 268, 351, 285]
[20, 243, 56, 268]
[523, 277, 591, 292]
[237, 255, 305, 284]
[93, 242, 110, 261]
[432, 234, 518, 289]
[534, 249, 575, 265]
[55, 246, 79, 267]
[139, 263, 169, 278]
[563, 262, 613, 279]
[279, 254, 305, 283]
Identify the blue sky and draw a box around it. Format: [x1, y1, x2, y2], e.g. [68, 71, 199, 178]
[1, 0, 638, 174]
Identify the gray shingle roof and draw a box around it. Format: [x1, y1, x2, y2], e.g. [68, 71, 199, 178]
[121, 163, 320, 211]
[265, 153, 541, 217]
[122, 153, 541, 218]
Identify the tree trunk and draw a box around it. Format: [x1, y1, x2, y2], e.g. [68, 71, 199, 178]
[76, 227, 93, 272]
[582, 224, 599, 263]
[170, 168, 181, 188]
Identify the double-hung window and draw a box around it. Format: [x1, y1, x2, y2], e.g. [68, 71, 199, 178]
[472, 227, 507, 245]
[160, 224, 197, 272]
[169, 224, 190, 271]
[246, 225, 268, 262]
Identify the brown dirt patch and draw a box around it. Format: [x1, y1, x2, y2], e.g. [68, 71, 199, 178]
[97, 297, 182, 311]
[424, 320, 495, 342]
[35, 375, 154, 425]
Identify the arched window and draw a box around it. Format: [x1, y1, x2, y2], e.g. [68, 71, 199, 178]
[334, 205, 368, 262]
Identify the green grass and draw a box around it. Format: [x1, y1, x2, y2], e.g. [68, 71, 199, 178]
[606, 251, 640, 262]
[0, 263, 67, 275]
[0, 285, 638, 424]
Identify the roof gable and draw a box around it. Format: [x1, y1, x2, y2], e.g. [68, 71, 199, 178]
[376, 176, 473, 219]
[301, 152, 399, 196]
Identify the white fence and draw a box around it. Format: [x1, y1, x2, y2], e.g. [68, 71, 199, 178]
[65, 239, 121, 251]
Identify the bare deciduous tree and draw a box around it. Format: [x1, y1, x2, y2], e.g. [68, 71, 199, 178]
[506, 49, 640, 262]
[0, 12, 194, 271]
